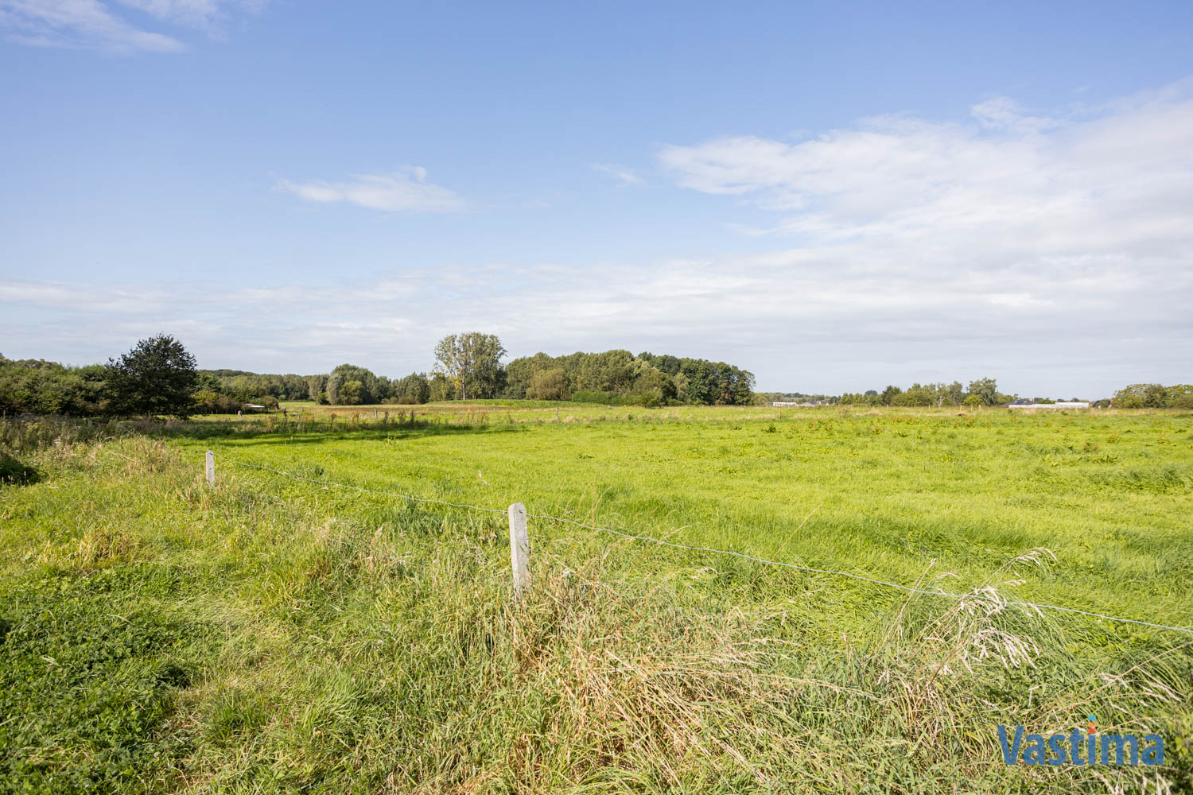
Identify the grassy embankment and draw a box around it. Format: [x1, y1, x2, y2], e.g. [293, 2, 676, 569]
[1, 407, 1191, 793]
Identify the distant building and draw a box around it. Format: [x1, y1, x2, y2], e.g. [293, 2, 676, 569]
[1008, 400, 1091, 410]
[772, 402, 799, 407]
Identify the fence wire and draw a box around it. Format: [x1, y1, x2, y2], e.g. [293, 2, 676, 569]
[213, 451, 1193, 637]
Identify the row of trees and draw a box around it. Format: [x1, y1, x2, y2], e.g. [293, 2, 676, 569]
[838, 378, 1015, 407]
[193, 366, 435, 409]
[836, 381, 1193, 409]
[6, 334, 1186, 417]
[0, 332, 756, 417]
[1112, 384, 1193, 409]
[1, 335, 200, 418]
[196, 334, 509, 408]
[502, 349, 755, 406]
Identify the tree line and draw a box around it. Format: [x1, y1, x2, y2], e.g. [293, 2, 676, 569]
[197, 334, 756, 409]
[0, 332, 756, 417]
[504, 349, 755, 407]
[754, 380, 1014, 408]
[1111, 383, 1193, 409]
[838, 378, 1013, 407]
[4, 333, 1186, 418]
[1, 335, 201, 418]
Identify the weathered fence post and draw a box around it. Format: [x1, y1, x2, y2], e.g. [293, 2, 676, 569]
[508, 502, 529, 595]
[205, 450, 215, 486]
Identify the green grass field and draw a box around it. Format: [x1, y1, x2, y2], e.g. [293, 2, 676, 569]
[2, 407, 1191, 793]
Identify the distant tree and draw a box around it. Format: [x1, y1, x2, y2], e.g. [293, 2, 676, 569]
[679, 359, 711, 404]
[963, 394, 982, 407]
[673, 372, 691, 403]
[526, 368, 570, 401]
[428, 372, 453, 402]
[631, 365, 677, 404]
[330, 364, 381, 404]
[706, 361, 753, 405]
[967, 377, 999, 406]
[945, 381, 965, 406]
[503, 348, 752, 405]
[305, 374, 327, 402]
[503, 352, 556, 399]
[325, 373, 342, 405]
[893, 383, 934, 407]
[840, 392, 878, 406]
[106, 334, 199, 419]
[1113, 383, 1177, 408]
[389, 373, 431, 404]
[1142, 384, 1171, 408]
[880, 385, 902, 406]
[0, 357, 110, 416]
[339, 380, 365, 405]
[637, 351, 682, 376]
[433, 333, 507, 400]
[1169, 385, 1193, 409]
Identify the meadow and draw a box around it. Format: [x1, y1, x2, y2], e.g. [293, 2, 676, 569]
[1, 406, 1191, 793]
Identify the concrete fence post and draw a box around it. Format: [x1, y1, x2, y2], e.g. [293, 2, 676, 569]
[205, 450, 215, 486]
[508, 502, 529, 595]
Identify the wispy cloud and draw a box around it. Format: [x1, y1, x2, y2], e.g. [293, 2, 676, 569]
[277, 168, 470, 214]
[592, 163, 644, 185]
[115, 0, 266, 31]
[0, 0, 264, 53]
[660, 81, 1193, 257]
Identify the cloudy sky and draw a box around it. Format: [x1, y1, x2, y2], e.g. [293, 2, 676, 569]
[2, 1, 1191, 396]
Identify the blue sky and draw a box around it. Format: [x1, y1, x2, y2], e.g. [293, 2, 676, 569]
[2, 1, 1192, 396]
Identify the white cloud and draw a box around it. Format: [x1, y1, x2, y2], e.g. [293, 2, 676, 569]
[659, 81, 1193, 264]
[592, 163, 644, 185]
[0, 0, 183, 52]
[0, 0, 264, 52]
[277, 168, 470, 214]
[969, 97, 1058, 134]
[0, 279, 170, 312]
[986, 293, 1056, 310]
[638, 81, 1193, 391]
[115, 0, 265, 30]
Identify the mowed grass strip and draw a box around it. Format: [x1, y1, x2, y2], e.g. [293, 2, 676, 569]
[0, 411, 1190, 793]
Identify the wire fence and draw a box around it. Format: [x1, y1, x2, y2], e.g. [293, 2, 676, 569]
[213, 451, 1193, 638]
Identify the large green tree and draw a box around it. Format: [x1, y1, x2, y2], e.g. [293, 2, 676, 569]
[433, 333, 506, 400]
[329, 364, 382, 404]
[106, 335, 199, 419]
[967, 377, 1000, 406]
